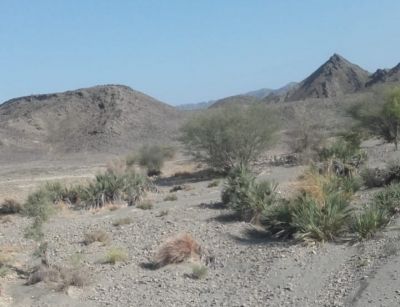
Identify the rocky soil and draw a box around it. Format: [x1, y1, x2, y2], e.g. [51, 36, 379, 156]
[1, 140, 400, 306]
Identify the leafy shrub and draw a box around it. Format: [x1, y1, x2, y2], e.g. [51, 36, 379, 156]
[180, 104, 278, 173]
[0, 199, 23, 214]
[291, 193, 352, 242]
[351, 205, 389, 239]
[136, 145, 175, 176]
[137, 200, 153, 210]
[103, 248, 128, 264]
[374, 183, 400, 215]
[83, 230, 110, 245]
[23, 188, 55, 222]
[164, 194, 178, 202]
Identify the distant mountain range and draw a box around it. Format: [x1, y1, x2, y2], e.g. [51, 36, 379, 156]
[195, 54, 400, 108]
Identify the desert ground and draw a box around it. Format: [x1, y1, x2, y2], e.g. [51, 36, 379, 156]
[1, 139, 400, 307]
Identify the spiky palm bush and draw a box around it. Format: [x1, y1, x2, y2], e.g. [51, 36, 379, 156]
[351, 205, 389, 239]
[291, 193, 353, 242]
[261, 200, 296, 239]
[374, 183, 400, 215]
[80, 171, 150, 208]
[222, 165, 280, 223]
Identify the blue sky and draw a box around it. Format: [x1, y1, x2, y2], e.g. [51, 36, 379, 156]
[0, 1, 399, 105]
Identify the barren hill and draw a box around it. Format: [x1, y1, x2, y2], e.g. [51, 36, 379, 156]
[283, 54, 370, 101]
[0, 85, 183, 158]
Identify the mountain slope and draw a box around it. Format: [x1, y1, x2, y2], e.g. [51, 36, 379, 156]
[366, 63, 400, 87]
[0, 85, 183, 156]
[283, 54, 370, 101]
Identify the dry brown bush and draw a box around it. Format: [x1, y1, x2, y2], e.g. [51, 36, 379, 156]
[154, 233, 201, 268]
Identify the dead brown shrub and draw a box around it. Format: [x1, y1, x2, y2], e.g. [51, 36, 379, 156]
[154, 233, 201, 268]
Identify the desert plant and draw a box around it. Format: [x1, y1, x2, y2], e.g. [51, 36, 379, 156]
[291, 193, 353, 242]
[136, 144, 174, 176]
[112, 217, 134, 226]
[0, 198, 23, 214]
[349, 87, 400, 150]
[190, 263, 208, 279]
[164, 194, 178, 202]
[261, 200, 296, 239]
[180, 104, 278, 173]
[154, 233, 201, 268]
[374, 183, 400, 215]
[351, 205, 389, 239]
[360, 167, 389, 188]
[319, 137, 366, 166]
[222, 165, 281, 222]
[0, 265, 8, 277]
[83, 230, 110, 245]
[80, 171, 150, 208]
[23, 188, 55, 221]
[103, 248, 128, 264]
[137, 200, 153, 210]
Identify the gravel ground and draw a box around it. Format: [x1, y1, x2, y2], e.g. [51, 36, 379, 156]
[1, 140, 400, 306]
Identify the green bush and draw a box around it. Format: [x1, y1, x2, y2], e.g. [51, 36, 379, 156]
[374, 183, 400, 215]
[136, 145, 175, 176]
[80, 171, 150, 208]
[23, 188, 55, 222]
[180, 104, 278, 173]
[351, 205, 389, 239]
[222, 165, 280, 223]
[291, 193, 352, 242]
[261, 200, 296, 239]
[360, 167, 389, 188]
[319, 137, 366, 166]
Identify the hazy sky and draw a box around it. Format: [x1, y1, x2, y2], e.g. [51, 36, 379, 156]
[1, 1, 399, 105]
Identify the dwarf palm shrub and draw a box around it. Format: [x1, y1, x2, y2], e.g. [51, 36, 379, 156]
[351, 205, 389, 239]
[291, 193, 352, 242]
[374, 183, 400, 215]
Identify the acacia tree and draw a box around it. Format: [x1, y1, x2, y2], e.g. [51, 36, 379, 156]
[179, 104, 278, 173]
[350, 87, 400, 151]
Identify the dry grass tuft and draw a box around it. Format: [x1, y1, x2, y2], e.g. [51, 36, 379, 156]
[112, 217, 134, 226]
[154, 233, 201, 268]
[136, 200, 153, 210]
[164, 194, 178, 202]
[103, 248, 128, 264]
[83, 230, 110, 245]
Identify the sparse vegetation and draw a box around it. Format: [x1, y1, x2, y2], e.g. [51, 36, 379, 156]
[136, 144, 175, 176]
[103, 248, 128, 264]
[180, 104, 278, 173]
[164, 194, 178, 202]
[137, 200, 153, 210]
[83, 230, 110, 245]
[112, 217, 134, 226]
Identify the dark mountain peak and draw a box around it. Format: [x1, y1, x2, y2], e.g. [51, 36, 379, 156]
[283, 54, 369, 101]
[366, 63, 400, 87]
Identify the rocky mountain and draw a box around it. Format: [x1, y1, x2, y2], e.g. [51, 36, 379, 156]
[0, 85, 183, 157]
[282, 54, 370, 102]
[366, 63, 400, 87]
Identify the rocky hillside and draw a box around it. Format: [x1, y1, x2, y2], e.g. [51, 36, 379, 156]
[0, 85, 183, 157]
[366, 63, 400, 87]
[282, 54, 370, 101]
